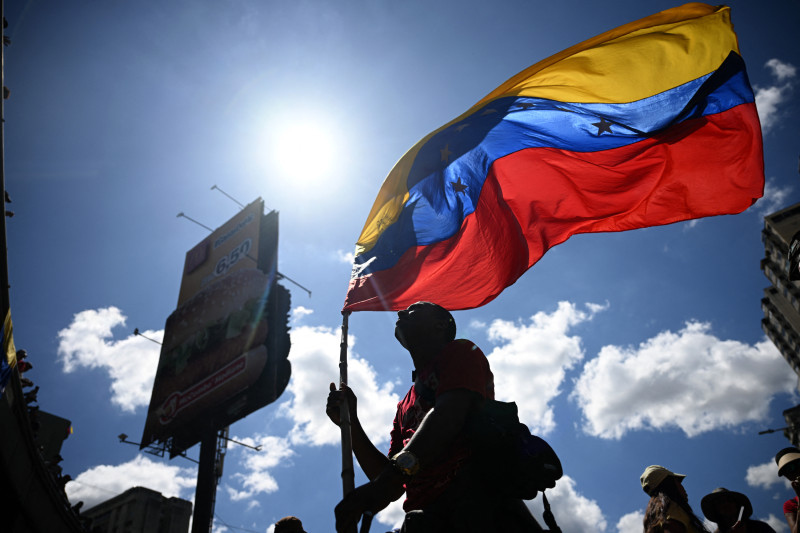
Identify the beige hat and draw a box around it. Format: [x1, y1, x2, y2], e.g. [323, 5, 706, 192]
[640, 465, 686, 495]
[778, 452, 800, 478]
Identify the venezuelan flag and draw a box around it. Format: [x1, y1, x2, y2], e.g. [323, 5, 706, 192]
[344, 3, 764, 312]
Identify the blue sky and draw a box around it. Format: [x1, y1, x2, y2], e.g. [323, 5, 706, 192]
[4, 1, 800, 532]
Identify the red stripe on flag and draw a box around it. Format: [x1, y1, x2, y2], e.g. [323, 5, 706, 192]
[343, 103, 763, 311]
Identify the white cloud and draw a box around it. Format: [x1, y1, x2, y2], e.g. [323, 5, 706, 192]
[764, 513, 788, 533]
[746, 459, 791, 490]
[65, 455, 196, 509]
[616, 510, 644, 533]
[683, 219, 700, 231]
[766, 59, 797, 82]
[755, 86, 787, 132]
[337, 249, 355, 264]
[290, 306, 314, 326]
[280, 325, 400, 448]
[755, 58, 796, 133]
[57, 307, 162, 412]
[586, 302, 610, 314]
[375, 498, 406, 530]
[572, 322, 795, 439]
[224, 435, 295, 501]
[757, 179, 793, 216]
[468, 318, 487, 330]
[483, 302, 607, 434]
[526, 475, 607, 532]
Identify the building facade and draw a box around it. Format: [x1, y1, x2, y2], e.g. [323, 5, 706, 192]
[761, 202, 800, 446]
[761, 202, 800, 376]
[82, 486, 192, 533]
[0, 370, 86, 533]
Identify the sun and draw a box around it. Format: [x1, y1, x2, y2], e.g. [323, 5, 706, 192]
[269, 118, 339, 185]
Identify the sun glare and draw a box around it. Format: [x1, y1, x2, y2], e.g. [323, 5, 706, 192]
[270, 119, 339, 185]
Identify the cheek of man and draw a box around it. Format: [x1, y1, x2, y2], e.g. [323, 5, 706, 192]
[394, 326, 407, 348]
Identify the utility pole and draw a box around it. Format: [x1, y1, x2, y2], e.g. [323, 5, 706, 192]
[0, 0, 10, 325]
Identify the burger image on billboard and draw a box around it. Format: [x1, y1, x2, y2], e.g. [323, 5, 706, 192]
[142, 267, 271, 445]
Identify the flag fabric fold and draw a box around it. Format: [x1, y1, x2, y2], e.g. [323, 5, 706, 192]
[1, 310, 17, 393]
[344, 3, 764, 312]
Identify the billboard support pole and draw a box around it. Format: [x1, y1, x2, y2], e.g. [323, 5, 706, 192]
[338, 311, 355, 505]
[191, 429, 218, 533]
[0, 0, 11, 330]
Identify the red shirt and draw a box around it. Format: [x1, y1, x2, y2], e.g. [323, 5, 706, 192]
[388, 339, 494, 511]
[784, 497, 798, 515]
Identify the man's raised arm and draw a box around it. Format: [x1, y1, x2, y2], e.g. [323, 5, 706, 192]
[326, 383, 391, 481]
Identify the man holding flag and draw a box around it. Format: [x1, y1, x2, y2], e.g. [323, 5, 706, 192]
[327, 301, 541, 532]
[333, 3, 766, 531]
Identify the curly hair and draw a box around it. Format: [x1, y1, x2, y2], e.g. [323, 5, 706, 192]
[644, 492, 671, 533]
[643, 479, 709, 533]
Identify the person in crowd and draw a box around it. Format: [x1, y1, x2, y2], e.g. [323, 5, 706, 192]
[16, 349, 34, 387]
[701, 487, 776, 533]
[23, 385, 39, 404]
[274, 516, 306, 533]
[16, 349, 31, 372]
[326, 301, 541, 533]
[641, 465, 709, 533]
[776, 447, 800, 533]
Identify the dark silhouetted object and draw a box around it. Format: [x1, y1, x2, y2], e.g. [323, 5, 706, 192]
[275, 516, 307, 533]
[82, 486, 192, 533]
[23, 385, 38, 404]
[701, 487, 775, 533]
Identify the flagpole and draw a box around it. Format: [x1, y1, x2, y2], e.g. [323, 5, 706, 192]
[338, 310, 355, 500]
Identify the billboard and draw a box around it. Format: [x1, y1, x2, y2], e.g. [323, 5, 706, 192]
[141, 198, 291, 456]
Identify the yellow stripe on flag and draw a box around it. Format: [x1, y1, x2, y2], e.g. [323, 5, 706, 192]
[354, 4, 738, 256]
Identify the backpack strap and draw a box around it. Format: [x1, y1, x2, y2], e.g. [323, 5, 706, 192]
[413, 375, 436, 403]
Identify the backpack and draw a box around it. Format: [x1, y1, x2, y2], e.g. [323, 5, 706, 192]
[465, 399, 563, 501]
